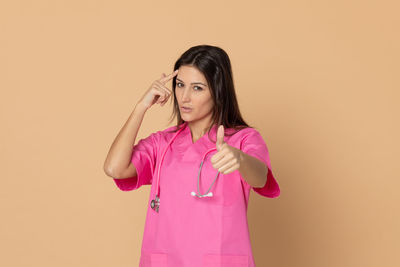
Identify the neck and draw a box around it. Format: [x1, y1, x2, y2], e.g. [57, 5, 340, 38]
[187, 120, 214, 140]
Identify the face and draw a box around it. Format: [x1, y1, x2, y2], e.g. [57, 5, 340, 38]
[175, 65, 214, 127]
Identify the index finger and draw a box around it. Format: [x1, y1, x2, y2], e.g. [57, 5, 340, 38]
[159, 69, 179, 84]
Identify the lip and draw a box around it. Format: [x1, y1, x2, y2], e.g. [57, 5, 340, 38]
[180, 106, 192, 112]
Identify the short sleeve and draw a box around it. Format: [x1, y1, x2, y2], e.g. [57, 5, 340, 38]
[113, 131, 159, 191]
[240, 129, 280, 198]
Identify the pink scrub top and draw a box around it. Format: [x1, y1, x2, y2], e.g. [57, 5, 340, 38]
[112, 121, 280, 267]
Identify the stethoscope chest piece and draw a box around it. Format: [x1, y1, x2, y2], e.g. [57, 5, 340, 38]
[150, 195, 160, 213]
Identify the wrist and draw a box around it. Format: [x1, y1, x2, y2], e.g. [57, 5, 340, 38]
[135, 102, 149, 112]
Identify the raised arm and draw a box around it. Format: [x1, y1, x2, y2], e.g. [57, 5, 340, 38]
[103, 103, 147, 179]
[103, 69, 178, 179]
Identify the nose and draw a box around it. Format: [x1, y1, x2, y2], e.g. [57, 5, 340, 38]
[181, 87, 191, 102]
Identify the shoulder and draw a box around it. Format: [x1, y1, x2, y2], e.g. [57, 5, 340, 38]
[224, 126, 265, 148]
[149, 124, 183, 143]
[226, 126, 263, 141]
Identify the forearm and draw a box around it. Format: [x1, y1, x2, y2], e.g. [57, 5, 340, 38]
[238, 151, 268, 188]
[103, 102, 148, 177]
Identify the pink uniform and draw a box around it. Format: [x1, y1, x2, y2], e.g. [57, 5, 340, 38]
[113, 121, 280, 267]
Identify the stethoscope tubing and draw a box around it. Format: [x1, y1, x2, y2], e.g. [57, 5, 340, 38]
[155, 123, 187, 197]
[151, 122, 221, 212]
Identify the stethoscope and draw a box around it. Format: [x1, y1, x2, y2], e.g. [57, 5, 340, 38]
[150, 122, 221, 213]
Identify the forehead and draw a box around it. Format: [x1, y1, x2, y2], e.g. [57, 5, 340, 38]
[177, 65, 207, 83]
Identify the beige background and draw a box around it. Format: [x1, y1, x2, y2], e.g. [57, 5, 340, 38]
[1, 1, 399, 266]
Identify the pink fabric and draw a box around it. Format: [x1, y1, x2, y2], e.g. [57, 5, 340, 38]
[113, 122, 280, 267]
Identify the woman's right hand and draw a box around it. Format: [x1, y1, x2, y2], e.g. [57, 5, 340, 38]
[138, 69, 179, 110]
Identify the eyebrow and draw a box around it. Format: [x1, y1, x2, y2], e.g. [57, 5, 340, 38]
[176, 78, 207, 87]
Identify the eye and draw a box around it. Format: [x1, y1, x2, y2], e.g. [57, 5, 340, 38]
[176, 82, 184, 88]
[194, 86, 203, 91]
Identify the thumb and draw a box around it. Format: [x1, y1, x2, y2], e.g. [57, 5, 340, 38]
[216, 125, 225, 151]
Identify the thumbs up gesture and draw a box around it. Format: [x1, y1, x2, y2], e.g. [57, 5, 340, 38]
[210, 125, 243, 174]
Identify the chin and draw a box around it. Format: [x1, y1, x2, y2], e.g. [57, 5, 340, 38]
[181, 116, 194, 122]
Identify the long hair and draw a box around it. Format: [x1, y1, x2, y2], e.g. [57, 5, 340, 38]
[167, 44, 253, 142]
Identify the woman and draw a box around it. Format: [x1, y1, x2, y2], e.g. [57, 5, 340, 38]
[104, 44, 280, 267]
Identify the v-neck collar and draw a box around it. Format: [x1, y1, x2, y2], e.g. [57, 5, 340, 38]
[183, 121, 218, 145]
[178, 122, 215, 162]
[176, 122, 235, 163]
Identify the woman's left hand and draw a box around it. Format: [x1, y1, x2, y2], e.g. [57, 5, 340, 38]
[210, 125, 243, 174]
